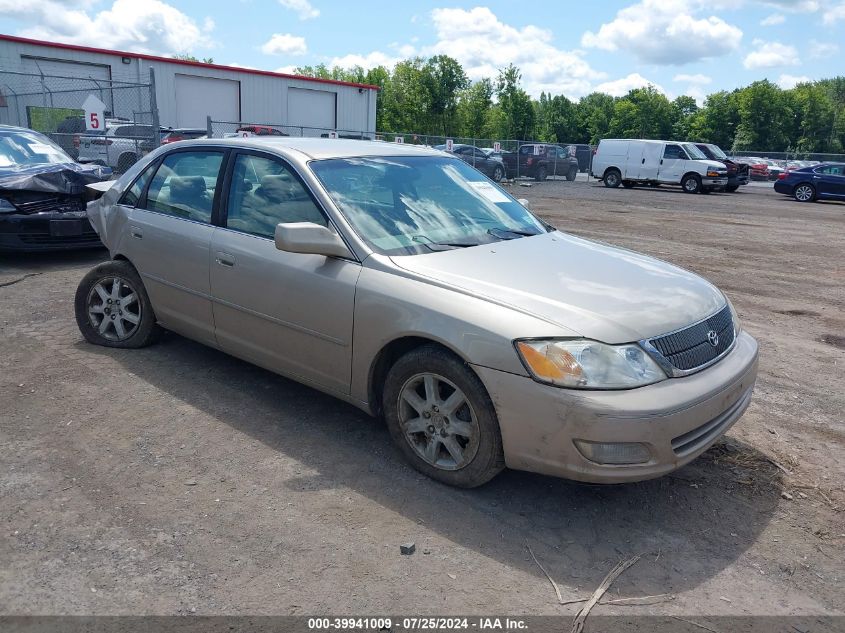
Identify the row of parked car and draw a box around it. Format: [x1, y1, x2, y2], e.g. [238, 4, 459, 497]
[435, 142, 592, 182]
[731, 157, 822, 182]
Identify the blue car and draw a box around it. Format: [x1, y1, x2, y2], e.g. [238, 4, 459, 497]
[773, 162, 845, 203]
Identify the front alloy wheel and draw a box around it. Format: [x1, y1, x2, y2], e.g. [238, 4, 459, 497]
[398, 373, 480, 471]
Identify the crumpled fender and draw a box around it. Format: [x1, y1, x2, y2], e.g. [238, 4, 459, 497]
[0, 162, 112, 194]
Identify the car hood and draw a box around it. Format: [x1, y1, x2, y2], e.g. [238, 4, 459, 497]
[0, 162, 112, 194]
[698, 159, 728, 171]
[390, 231, 726, 344]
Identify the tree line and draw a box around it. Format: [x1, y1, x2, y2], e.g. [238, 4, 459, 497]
[294, 56, 845, 154]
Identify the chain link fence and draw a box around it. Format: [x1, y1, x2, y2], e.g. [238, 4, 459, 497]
[0, 67, 160, 173]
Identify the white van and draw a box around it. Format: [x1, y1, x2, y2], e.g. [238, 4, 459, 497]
[591, 139, 728, 194]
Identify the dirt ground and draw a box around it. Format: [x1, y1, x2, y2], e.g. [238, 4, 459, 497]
[1, 180, 843, 619]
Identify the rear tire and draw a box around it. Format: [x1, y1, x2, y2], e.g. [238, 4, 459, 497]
[75, 260, 162, 349]
[382, 345, 505, 488]
[603, 168, 621, 188]
[725, 184, 739, 192]
[117, 153, 138, 173]
[682, 173, 702, 194]
[622, 181, 634, 189]
[535, 165, 548, 181]
[566, 166, 577, 182]
[793, 183, 815, 202]
[492, 165, 504, 182]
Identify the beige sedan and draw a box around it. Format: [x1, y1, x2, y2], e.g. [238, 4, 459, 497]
[77, 138, 758, 487]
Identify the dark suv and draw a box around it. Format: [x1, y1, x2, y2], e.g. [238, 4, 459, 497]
[435, 143, 506, 182]
[693, 143, 749, 192]
[502, 144, 579, 181]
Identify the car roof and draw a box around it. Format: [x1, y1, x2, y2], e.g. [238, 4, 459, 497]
[184, 137, 446, 160]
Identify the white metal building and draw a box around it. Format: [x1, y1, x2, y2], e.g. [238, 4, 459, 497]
[0, 33, 378, 134]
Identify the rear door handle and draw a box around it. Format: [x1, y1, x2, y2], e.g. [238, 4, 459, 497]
[215, 251, 235, 267]
[642, 158, 646, 164]
[130, 227, 143, 239]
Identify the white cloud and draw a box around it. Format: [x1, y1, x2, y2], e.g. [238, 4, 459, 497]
[595, 73, 665, 97]
[260, 33, 307, 56]
[328, 50, 402, 70]
[427, 7, 605, 98]
[808, 39, 839, 58]
[760, 13, 785, 25]
[823, 1, 845, 23]
[760, 0, 819, 11]
[743, 39, 799, 69]
[0, 0, 213, 55]
[673, 73, 712, 84]
[275, 65, 299, 75]
[777, 74, 811, 89]
[277, 0, 318, 20]
[581, 0, 742, 65]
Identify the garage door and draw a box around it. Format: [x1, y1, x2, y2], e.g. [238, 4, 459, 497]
[287, 87, 336, 133]
[175, 74, 240, 128]
[21, 56, 111, 82]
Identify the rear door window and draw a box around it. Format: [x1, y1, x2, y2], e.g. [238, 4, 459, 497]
[140, 151, 224, 223]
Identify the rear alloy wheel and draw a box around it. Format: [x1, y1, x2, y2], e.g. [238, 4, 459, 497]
[383, 345, 504, 488]
[682, 173, 702, 194]
[793, 184, 815, 203]
[75, 260, 161, 348]
[492, 165, 504, 182]
[603, 168, 621, 188]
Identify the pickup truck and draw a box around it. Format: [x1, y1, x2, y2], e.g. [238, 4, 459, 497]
[501, 143, 579, 181]
[693, 143, 749, 192]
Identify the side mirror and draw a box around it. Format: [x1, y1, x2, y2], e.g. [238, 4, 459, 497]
[274, 222, 351, 259]
[518, 198, 531, 210]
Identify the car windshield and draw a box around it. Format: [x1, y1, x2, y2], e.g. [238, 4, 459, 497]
[310, 155, 548, 256]
[683, 143, 707, 160]
[0, 129, 72, 167]
[708, 145, 728, 159]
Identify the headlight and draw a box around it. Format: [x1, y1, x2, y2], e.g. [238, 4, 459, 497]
[0, 198, 17, 214]
[515, 339, 667, 389]
[707, 170, 724, 177]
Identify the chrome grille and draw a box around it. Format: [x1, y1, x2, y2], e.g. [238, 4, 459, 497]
[648, 305, 735, 372]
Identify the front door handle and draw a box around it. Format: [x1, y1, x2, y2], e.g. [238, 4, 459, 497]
[659, 159, 663, 165]
[215, 252, 235, 267]
[642, 158, 646, 164]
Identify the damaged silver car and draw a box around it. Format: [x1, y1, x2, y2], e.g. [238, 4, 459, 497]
[77, 138, 759, 487]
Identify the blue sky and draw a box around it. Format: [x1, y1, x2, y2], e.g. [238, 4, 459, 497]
[0, 0, 843, 101]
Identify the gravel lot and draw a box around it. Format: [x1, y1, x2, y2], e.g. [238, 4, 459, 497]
[1, 179, 842, 618]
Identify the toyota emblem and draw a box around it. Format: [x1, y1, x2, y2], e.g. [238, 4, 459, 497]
[707, 330, 719, 347]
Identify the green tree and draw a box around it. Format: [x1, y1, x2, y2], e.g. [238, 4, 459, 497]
[494, 64, 535, 140]
[457, 79, 494, 138]
[575, 93, 615, 144]
[733, 80, 792, 151]
[686, 90, 740, 148]
[173, 53, 214, 64]
[671, 95, 699, 140]
[423, 55, 468, 136]
[536, 92, 577, 142]
[608, 86, 673, 139]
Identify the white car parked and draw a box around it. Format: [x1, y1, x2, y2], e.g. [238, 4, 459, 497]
[592, 139, 728, 194]
[78, 122, 162, 173]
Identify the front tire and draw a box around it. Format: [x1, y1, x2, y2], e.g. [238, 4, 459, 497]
[682, 173, 702, 194]
[793, 183, 815, 202]
[566, 166, 577, 182]
[75, 260, 162, 348]
[725, 184, 739, 192]
[603, 168, 621, 188]
[382, 345, 505, 488]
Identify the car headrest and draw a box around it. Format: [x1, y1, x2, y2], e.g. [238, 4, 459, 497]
[169, 176, 206, 196]
[260, 174, 297, 200]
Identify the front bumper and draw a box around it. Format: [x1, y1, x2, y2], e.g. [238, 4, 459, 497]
[0, 212, 103, 252]
[474, 331, 759, 483]
[703, 177, 729, 187]
[728, 174, 750, 187]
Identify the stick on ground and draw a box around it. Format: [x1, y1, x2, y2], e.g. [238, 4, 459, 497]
[526, 543, 564, 604]
[570, 554, 641, 633]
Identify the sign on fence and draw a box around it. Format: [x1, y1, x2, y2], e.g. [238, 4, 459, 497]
[82, 94, 106, 132]
[394, 135, 404, 144]
[329, 131, 338, 139]
[493, 141, 501, 153]
[446, 138, 454, 152]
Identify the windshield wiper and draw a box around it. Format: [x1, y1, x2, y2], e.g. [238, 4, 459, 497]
[487, 227, 541, 239]
[412, 235, 481, 251]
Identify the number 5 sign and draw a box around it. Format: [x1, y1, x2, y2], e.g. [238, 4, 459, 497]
[83, 94, 106, 131]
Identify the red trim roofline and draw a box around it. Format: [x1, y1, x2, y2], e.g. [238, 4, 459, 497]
[0, 33, 381, 91]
